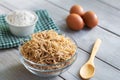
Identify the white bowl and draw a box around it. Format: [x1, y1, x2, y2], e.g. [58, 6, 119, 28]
[5, 10, 38, 37]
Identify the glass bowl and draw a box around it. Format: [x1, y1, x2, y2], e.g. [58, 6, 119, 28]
[18, 34, 77, 77]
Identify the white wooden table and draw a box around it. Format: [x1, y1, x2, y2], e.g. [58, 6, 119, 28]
[0, 0, 120, 80]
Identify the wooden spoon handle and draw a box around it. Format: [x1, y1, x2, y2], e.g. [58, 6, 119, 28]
[89, 39, 102, 63]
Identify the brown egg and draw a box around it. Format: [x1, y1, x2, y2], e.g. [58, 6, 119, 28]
[82, 11, 98, 28]
[66, 14, 84, 31]
[70, 5, 84, 16]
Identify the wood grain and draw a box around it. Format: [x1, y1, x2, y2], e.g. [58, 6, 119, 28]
[1, 48, 120, 80]
[0, 0, 120, 80]
[98, 0, 120, 10]
[57, 20, 120, 70]
[47, 0, 120, 35]
[0, 49, 64, 80]
[0, 0, 68, 23]
[60, 71, 80, 80]
[68, 49, 120, 80]
[0, 4, 10, 14]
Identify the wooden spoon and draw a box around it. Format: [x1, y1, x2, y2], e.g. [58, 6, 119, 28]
[80, 39, 102, 79]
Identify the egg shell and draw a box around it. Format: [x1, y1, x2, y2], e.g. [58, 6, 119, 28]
[66, 14, 84, 31]
[70, 5, 84, 16]
[82, 11, 98, 28]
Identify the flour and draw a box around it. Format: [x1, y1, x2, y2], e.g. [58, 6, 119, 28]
[7, 10, 36, 26]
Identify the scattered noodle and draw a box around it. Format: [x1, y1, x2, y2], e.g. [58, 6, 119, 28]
[20, 30, 77, 65]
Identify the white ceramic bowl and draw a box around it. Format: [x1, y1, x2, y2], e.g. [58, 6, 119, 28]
[5, 10, 38, 37]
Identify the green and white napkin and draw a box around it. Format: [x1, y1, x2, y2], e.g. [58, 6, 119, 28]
[0, 10, 60, 49]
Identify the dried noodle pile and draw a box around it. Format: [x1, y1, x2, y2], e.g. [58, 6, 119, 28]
[20, 30, 77, 65]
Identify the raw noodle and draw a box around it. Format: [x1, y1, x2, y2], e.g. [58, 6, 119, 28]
[20, 30, 77, 65]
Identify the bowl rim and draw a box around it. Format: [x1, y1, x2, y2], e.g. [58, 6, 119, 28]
[5, 10, 38, 27]
[19, 45, 77, 66]
[21, 53, 77, 72]
[18, 34, 77, 67]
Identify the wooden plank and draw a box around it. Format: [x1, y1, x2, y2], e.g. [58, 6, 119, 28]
[0, 0, 68, 23]
[0, 4, 10, 14]
[67, 48, 120, 80]
[1, 49, 120, 80]
[0, 49, 64, 80]
[60, 71, 79, 80]
[56, 20, 120, 70]
[0, 0, 120, 79]
[98, 0, 120, 9]
[47, 0, 120, 35]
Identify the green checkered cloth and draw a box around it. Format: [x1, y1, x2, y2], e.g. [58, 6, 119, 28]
[0, 10, 60, 49]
